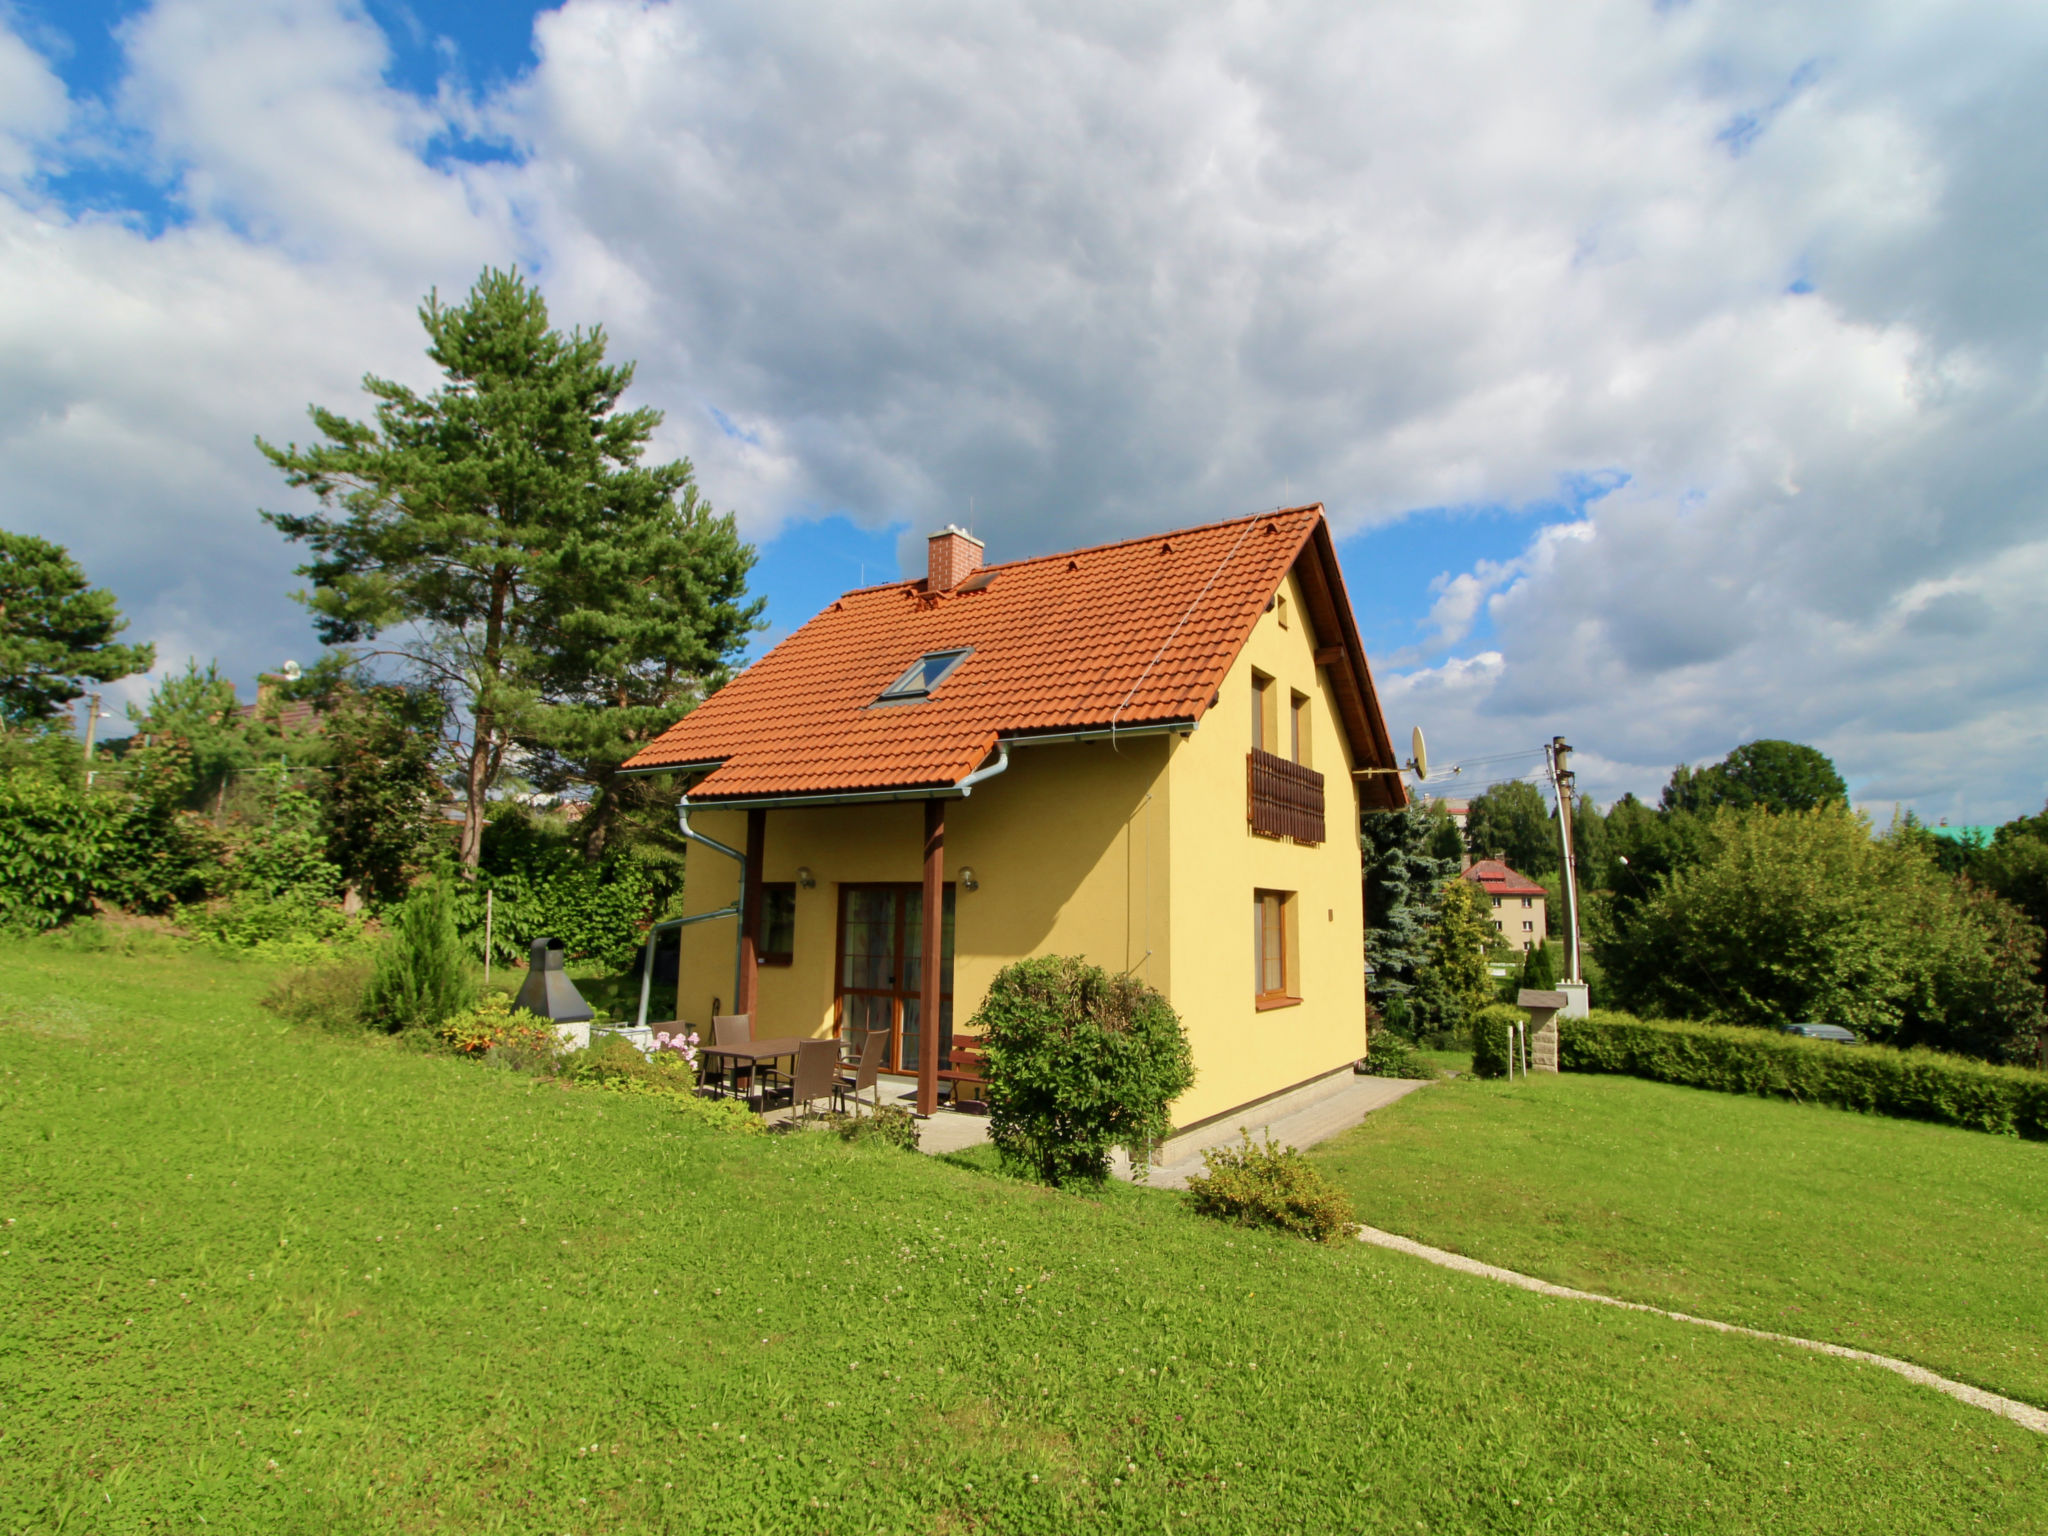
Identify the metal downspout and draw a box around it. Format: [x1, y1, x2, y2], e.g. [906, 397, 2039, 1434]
[955, 740, 1010, 795]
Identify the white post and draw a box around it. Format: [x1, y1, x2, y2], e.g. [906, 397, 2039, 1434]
[483, 888, 494, 988]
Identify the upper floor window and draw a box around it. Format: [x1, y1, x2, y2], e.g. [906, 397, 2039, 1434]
[1521, 896, 1533, 908]
[1491, 895, 1502, 908]
[1251, 670, 1278, 753]
[875, 648, 971, 706]
[1289, 690, 1311, 767]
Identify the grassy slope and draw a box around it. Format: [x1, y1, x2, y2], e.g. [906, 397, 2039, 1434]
[1314, 1070, 2048, 1410]
[1, 939, 2043, 1535]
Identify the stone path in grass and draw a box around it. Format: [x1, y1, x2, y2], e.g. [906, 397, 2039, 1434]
[1353, 1224, 2048, 1437]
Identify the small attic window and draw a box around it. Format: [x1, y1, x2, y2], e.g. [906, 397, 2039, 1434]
[875, 648, 972, 706]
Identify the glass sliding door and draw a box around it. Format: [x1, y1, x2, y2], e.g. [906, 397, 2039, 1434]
[835, 883, 954, 1073]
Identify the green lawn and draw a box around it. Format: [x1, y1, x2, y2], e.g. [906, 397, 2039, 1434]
[5, 935, 2046, 1534]
[1313, 1068, 2048, 1410]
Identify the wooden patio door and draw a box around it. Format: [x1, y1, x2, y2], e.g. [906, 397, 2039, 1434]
[835, 883, 955, 1073]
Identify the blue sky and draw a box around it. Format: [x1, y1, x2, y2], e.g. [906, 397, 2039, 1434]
[3, 0, 2043, 821]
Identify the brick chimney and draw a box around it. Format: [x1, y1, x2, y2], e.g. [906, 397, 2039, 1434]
[927, 525, 985, 592]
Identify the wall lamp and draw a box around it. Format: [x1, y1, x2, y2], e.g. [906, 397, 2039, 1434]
[958, 866, 979, 891]
[795, 866, 816, 889]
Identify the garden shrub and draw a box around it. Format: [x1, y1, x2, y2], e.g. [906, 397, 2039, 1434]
[974, 954, 1196, 1186]
[568, 1035, 697, 1093]
[363, 871, 475, 1032]
[438, 992, 562, 1056]
[1360, 1031, 1433, 1079]
[454, 811, 656, 971]
[1183, 1133, 1356, 1243]
[832, 1103, 921, 1152]
[261, 957, 376, 1033]
[0, 755, 225, 932]
[1559, 1009, 2048, 1139]
[0, 770, 104, 931]
[563, 1038, 760, 1132]
[1470, 1003, 1523, 1079]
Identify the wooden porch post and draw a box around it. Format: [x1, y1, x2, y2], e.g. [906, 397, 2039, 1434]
[737, 807, 766, 1018]
[919, 797, 944, 1116]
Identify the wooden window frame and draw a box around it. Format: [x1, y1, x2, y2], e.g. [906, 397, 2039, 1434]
[1289, 689, 1311, 768]
[1254, 888, 1301, 1009]
[1251, 670, 1278, 755]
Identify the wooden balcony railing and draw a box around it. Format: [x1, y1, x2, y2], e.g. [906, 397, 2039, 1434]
[1248, 748, 1325, 845]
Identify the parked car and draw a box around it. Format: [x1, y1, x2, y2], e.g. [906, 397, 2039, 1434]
[1780, 1022, 1860, 1044]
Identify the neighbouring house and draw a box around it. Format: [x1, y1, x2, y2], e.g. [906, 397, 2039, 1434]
[236, 672, 322, 735]
[620, 504, 1407, 1128]
[1460, 859, 1546, 951]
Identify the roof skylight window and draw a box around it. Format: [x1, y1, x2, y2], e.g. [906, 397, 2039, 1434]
[875, 648, 971, 706]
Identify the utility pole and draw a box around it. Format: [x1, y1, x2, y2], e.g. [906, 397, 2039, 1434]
[81, 692, 103, 788]
[1548, 735, 1585, 994]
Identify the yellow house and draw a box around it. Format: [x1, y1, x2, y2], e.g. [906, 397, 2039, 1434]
[620, 504, 1407, 1129]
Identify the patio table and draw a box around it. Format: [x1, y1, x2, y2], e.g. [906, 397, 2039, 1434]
[699, 1037, 808, 1112]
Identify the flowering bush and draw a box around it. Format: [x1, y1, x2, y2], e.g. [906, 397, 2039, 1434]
[651, 1028, 700, 1069]
[438, 993, 562, 1057]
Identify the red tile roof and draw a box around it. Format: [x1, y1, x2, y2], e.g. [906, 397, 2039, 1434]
[625, 504, 1404, 804]
[236, 698, 322, 734]
[1461, 859, 1548, 897]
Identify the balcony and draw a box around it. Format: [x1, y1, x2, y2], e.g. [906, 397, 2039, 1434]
[1247, 748, 1325, 845]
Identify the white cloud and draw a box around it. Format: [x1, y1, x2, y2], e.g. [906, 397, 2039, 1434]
[0, 0, 2042, 820]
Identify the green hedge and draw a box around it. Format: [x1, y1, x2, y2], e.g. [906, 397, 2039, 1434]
[1559, 1009, 2048, 1139]
[1470, 1003, 1523, 1079]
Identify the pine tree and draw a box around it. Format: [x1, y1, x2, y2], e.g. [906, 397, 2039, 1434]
[0, 530, 154, 724]
[259, 268, 761, 869]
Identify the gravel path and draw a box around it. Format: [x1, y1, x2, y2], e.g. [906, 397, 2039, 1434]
[1354, 1224, 2048, 1437]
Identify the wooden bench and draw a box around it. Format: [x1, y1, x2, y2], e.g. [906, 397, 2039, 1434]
[935, 1034, 990, 1111]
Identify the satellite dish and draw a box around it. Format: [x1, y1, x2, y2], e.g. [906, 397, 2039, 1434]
[281, 660, 303, 681]
[1410, 725, 1428, 781]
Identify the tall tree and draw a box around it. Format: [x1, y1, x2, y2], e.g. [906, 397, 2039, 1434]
[258, 268, 760, 869]
[0, 530, 154, 724]
[318, 681, 444, 908]
[1661, 739, 1846, 815]
[1601, 804, 2042, 1060]
[1462, 778, 1557, 877]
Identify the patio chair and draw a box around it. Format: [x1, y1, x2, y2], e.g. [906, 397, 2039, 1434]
[832, 1029, 887, 1116]
[711, 1013, 753, 1099]
[763, 1038, 838, 1123]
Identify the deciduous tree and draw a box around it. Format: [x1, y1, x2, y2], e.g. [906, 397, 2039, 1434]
[1661, 739, 1846, 815]
[1463, 778, 1556, 877]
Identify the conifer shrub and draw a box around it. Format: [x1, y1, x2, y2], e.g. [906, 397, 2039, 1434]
[1470, 1003, 1524, 1078]
[362, 871, 475, 1032]
[974, 955, 1195, 1186]
[1519, 941, 1557, 992]
[1184, 1133, 1356, 1243]
[1559, 1009, 2048, 1138]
